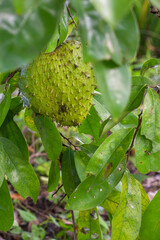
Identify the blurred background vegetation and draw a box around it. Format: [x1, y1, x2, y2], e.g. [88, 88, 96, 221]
[0, 0, 160, 239]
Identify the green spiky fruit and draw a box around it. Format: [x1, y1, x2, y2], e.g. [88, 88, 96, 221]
[19, 41, 96, 126]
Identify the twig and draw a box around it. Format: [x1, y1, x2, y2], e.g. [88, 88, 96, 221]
[60, 132, 79, 150]
[52, 184, 63, 196]
[71, 210, 77, 240]
[126, 111, 143, 162]
[66, 1, 78, 29]
[57, 194, 67, 205]
[63, 143, 69, 148]
[2, 68, 20, 89]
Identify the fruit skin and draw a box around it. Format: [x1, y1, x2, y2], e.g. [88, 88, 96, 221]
[19, 41, 95, 126]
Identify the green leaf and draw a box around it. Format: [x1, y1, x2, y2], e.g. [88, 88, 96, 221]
[102, 177, 149, 217]
[93, 92, 110, 121]
[0, 0, 65, 72]
[87, 128, 134, 175]
[58, 6, 68, 46]
[90, 0, 136, 26]
[34, 115, 62, 160]
[140, 189, 160, 240]
[12, 0, 40, 14]
[0, 137, 40, 203]
[24, 108, 37, 132]
[101, 189, 121, 216]
[66, 159, 126, 211]
[111, 172, 141, 240]
[80, 144, 98, 158]
[10, 97, 23, 116]
[78, 208, 102, 240]
[100, 76, 151, 137]
[74, 151, 90, 181]
[61, 148, 81, 196]
[118, 112, 138, 129]
[45, 26, 59, 53]
[0, 113, 29, 162]
[71, 0, 122, 64]
[0, 179, 14, 231]
[70, 132, 92, 145]
[125, 76, 151, 112]
[141, 88, 160, 151]
[0, 87, 11, 127]
[138, 182, 150, 215]
[141, 58, 160, 76]
[17, 209, 37, 222]
[135, 134, 160, 173]
[79, 106, 101, 142]
[114, 10, 139, 63]
[47, 159, 60, 192]
[94, 62, 131, 119]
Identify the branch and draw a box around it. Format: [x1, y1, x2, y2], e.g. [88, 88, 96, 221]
[2, 68, 20, 89]
[71, 210, 77, 240]
[60, 132, 79, 151]
[52, 184, 63, 196]
[57, 194, 67, 205]
[126, 111, 142, 162]
[66, 1, 78, 29]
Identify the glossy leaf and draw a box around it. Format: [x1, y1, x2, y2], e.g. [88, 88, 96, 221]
[58, 6, 68, 46]
[141, 88, 160, 151]
[93, 92, 110, 121]
[71, 0, 122, 64]
[87, 128, 134, 175]
[0, 179, 14, 231]
[45, 26, 59, 53]
[47, 159, 60, 192]
[94, 61, 131, 119]
[90, 0, 136, 26]
[0, 0, 65, 72]
[79, 106, 101, 142]
[100, 76, 151, 137]
[34, 115, 62, 161]
[125, 76, 151, 112]
[62, 148, 81, 196]
[66, 160, 126, 211]
[70, 132, 92, 145]
[135, 134, 160, 174]
[141, 58, 160, 76]
[78, 208, 102, 240]
[140, 189, 160, 240]
[111, 172, 141, 240]
[114, 10, 139, 63]
[0, 87, 11, 127]
[0, 137, 40, 203]
[0, 113, 29, 162]
[74, 151, 90, 181]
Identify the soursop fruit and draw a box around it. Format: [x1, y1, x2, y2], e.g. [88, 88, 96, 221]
[19, 41, 96, 126]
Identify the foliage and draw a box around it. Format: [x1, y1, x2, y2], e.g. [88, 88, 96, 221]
[0, 0, 160, 239]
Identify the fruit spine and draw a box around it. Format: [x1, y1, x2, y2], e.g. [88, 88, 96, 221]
[19, 41, 96, 126]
